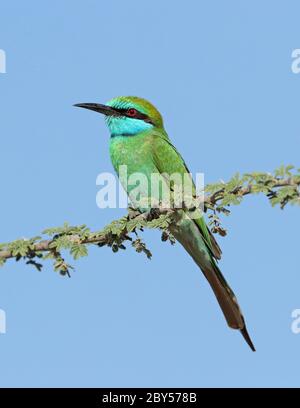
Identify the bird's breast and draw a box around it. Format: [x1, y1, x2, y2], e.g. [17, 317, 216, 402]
[109, 134, 155, 176]
[109, 134, 160, 209]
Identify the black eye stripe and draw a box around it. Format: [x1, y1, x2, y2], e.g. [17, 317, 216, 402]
[113, 108, 154, 125]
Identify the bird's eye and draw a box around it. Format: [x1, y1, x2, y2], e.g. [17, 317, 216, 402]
[127, 108, 137, 117]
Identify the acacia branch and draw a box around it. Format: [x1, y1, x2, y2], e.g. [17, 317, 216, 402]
[206, 176, 300, 206]
[0, 165, 299, 274]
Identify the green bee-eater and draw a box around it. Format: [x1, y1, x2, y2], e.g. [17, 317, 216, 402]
[75, 96, 255, 351]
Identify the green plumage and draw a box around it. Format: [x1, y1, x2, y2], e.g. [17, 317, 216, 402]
[77, 96, 255, 351]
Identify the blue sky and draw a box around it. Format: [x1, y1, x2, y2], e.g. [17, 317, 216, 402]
[0, 0, 300, 387]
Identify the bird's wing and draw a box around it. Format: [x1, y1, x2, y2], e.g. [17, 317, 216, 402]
[150, 134, 222, 260]
[149, 134, 254, 350]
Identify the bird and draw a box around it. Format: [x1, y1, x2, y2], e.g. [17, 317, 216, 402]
[74, 96, 255, 351]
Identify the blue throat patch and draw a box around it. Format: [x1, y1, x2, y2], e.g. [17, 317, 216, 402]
[106, 116, 153, 137]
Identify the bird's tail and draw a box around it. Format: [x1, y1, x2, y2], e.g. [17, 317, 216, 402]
[171, 218, 255, 352]
[201, 258, 255, 352]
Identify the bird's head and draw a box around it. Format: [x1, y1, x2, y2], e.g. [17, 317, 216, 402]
[74, 96, 164, 136]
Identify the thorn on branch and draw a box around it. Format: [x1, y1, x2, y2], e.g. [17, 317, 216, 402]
[0, 165, 299, 273]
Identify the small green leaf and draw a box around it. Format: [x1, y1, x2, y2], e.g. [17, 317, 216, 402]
[70, 243, 88, 260]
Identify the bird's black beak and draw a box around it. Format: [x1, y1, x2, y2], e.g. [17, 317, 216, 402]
[73, 103, 118, 117]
